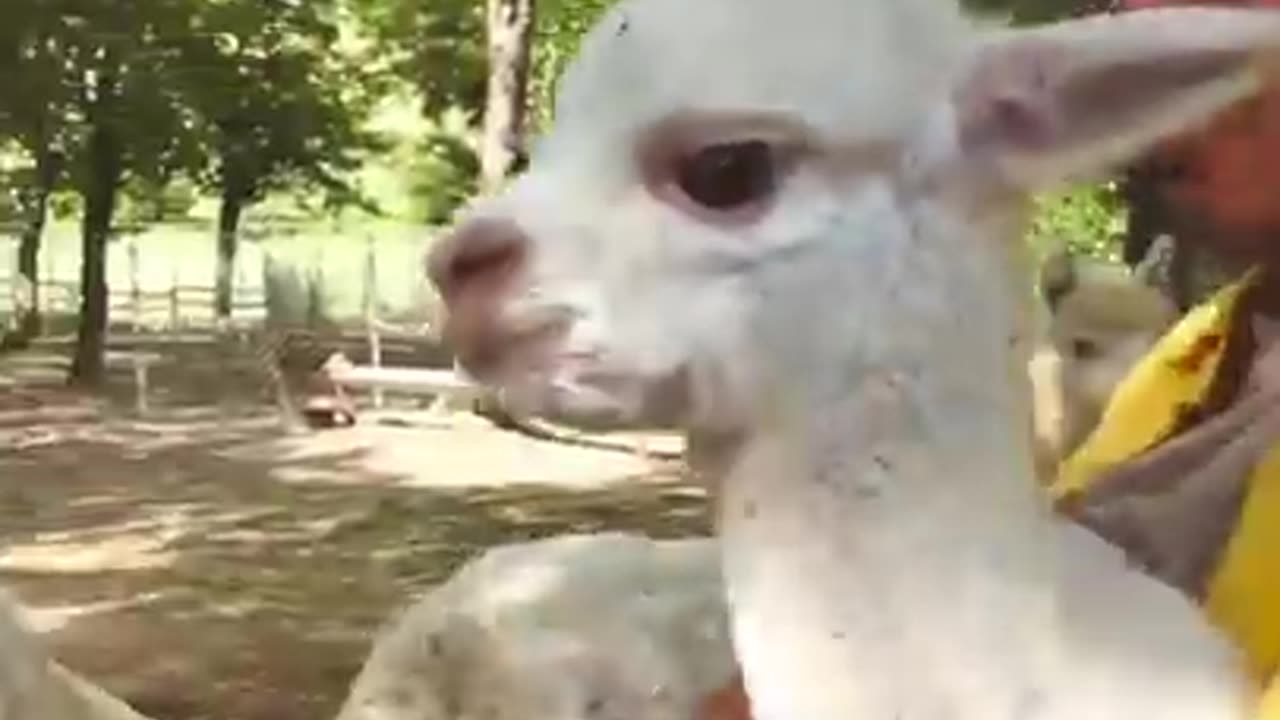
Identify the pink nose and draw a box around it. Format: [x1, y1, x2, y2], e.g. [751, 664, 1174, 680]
[427, 218, 532, 377]
[427, 218, 530, 305]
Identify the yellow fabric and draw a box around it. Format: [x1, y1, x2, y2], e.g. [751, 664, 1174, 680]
[1260, 675, 1280, 719]
[1051, 270, 1280, 705]
[1052, 274, 1250, 499]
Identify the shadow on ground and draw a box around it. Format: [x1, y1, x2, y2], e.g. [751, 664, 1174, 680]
[1, 359, 710, 720]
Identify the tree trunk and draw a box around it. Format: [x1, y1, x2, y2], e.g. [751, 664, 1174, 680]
[14, 163, 55, 345]
[69, 115, 122, 385]
[215, 189, 243, 320]
[17, 220, 44, 343]
[479, 0, 536, 193]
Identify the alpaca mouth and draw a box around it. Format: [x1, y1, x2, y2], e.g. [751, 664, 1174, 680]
[548, 363, 691, 430]
[447, 308, 570, 383]
[493, 352, 692, 431]
[445, 298, 693, 429]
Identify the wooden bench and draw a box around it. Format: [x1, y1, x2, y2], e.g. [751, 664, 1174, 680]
[317, 353, 666, 463]
[320, 353, 484, 411]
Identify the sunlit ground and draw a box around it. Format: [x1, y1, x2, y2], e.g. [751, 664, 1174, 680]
[0, 341, 707, 720]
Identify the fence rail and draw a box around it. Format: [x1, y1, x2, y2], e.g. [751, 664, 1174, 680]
[2, 224, 437, 335]
[0, 228, 456, 412]
[2, 279, 268, 332]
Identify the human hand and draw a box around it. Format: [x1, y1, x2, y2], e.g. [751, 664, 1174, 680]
[1239, 312, 1280, 399]
[1245, 326, 1280, 400]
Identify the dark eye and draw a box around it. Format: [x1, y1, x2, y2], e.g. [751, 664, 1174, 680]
[675, 140, 778, 211]
[1071, 338, 1101, 361]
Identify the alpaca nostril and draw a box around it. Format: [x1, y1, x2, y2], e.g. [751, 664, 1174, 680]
[428, 219, 530, 302]
[450, 241, 520, 291]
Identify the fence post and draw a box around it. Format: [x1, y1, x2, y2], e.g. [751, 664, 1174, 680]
[128, 237, 142, 333]
[41, 239, 53, 318]
[306, 242, 324, 331]
[234, 249, 252, 327]
[6, 238, 17, 330]
[169, 263, 180, 336]
[363, 234, 384, 409]
[133, 355, 150, 417]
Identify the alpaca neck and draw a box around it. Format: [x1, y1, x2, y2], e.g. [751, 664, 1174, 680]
[702, 355, 1062, 720]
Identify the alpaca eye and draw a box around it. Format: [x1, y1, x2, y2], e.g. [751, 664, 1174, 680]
[675, 140, 778, 211]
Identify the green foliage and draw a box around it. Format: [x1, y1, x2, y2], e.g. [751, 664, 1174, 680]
[0, 0, 387, 231]
[349, 0, 618, 218]
[166, 0, 386, 215]
[349, 0, 485, 117]
[961, 0, 1114, 24]
[1027, 183, 1127, 264]
[47, 191, 83, 222]
[408, 129, 480, 225]
[531, 0, 614, 131]
[0, 143, 33, 223]
[0, 2, 85, 229]
[118, 175, 201, 225]
[347, 0, 488, 222]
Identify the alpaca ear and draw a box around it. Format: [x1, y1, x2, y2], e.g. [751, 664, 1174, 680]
[1038, 247, 1078, 312]
[950, 7, 1280, 192]
[1132, 233, 1177, 289]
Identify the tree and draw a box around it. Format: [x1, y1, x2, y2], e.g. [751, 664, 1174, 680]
[53, 0, 212, 384]
[175, 0, 383, 320]
[1, 0, 381, 380]
[0, 1, 79, 345]
[350, 0, 486, 118]
[479, 0, 537, 191]
[529, 0, 611, 131]
[350, 0, 607, 216]
[71, 50, 126, 384]
[350, 0, 485, 220]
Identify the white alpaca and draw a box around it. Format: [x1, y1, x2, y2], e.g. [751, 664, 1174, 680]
[426, 1, 1280, 717]
[334, 533, 734, 720]
[1029, 244, 1178, 481]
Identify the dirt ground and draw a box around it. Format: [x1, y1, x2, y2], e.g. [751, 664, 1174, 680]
[0, 341, 710, 720]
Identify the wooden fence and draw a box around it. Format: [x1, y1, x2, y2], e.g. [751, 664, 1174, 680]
[0, 224, 436, 336]
[1, 240, 267, 334]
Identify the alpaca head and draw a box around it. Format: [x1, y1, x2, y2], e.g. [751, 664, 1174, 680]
[1036, 244, 1179, 457]
[429, 0, 1279, 438]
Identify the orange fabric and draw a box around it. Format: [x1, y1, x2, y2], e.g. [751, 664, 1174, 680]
[697, 671, 753, 720]
[1121, 0, 1280, 8]
[1261, 674, 1280, 717]
[1157, 91, 1280, 234]
[1117, 0, 1280, 235]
